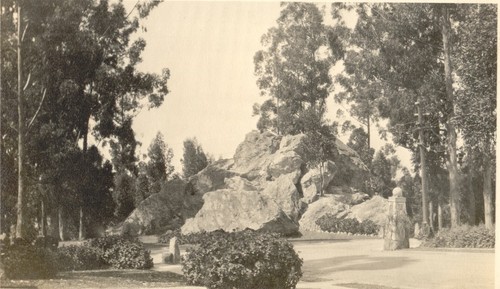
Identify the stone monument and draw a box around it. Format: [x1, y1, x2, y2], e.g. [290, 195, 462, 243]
[384, 187, 410, 250]
[162, 236, 181, 264]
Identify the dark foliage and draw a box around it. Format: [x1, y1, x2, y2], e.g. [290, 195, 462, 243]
[421, 225, 495, 248]
[57, 245, 107, 271]
[182, 230, 302, 289]
[316, 214, 379, 235]
[86, 236, 153, 269]
[1, 242, 58, 279]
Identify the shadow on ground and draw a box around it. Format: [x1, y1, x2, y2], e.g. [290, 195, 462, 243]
[60, 269, 185, 283]
[302, 255, 416, 282]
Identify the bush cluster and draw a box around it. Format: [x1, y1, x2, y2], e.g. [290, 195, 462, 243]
[159, 229, 298, 245]
[159, 229, 222, 245]
[316, 214, 379, 235]
[421, 225, 495, 248]
[1, 239, 59, 279]
[86, 236, 154, 269]
[182, 230, 303, 289]
[1, 235, 154, 279]
[57, 245, 107, 271]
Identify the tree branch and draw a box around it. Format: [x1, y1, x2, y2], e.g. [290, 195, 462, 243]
[26, 87, 46, 132]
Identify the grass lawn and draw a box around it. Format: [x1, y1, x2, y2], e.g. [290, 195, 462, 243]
[1, 269, 187, 289]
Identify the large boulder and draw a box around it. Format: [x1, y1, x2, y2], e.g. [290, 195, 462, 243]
[261, 173, 303, 222]
[300, 161, 338, 204]
[122, 179, 190, 236]
[232, 131, 280, 180]
[181, 188, 299, 236]
[298, 195, 350, 231]
[347, 195, 389, 227]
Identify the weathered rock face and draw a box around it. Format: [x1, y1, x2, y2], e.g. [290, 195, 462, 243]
[122, 179, 189, 236]
[181, 187, 299, 235]
[232, 131, 280, 180]
[124, 130, 373, 236]
[298, 195, 351, 231]
[347, 195, 389, 227]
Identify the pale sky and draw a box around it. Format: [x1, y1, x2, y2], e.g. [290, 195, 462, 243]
[128, 1, 412, 173]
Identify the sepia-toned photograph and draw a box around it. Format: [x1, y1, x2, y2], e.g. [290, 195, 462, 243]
[0, 1, 496, 288]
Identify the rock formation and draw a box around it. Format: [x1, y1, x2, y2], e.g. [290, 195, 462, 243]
[122, 130, 381, 236]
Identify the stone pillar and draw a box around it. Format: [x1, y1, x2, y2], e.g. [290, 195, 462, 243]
[163, 237, 181, 264]
[170, 236, 181, 264]
[384, 187, 410, 250]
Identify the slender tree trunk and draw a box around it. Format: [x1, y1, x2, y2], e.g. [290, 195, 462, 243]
[438, 202, 443, 230]
[482, 154, 494, 230]
[46, 205, 59, 239]
[16, 5, 25, 239]
[58, 206, 64, 241]
[467, 163, 476, 225]
[417, 93, 429, 230]
[319, 163, 325, 196]
[429, 200, 434, 232]
[441, 6, 461, 227]
[40, 199, 46, 237]
[79, 117, 90, 240]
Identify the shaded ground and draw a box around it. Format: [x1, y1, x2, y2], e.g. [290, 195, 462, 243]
[0, 269, 186, 289]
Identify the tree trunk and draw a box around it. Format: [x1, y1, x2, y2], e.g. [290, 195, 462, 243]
[16, 5, 25, 239]
[441, 6, 461, 228]
[41, 199, 46, 237]
[58, 206, 64, 241]
[429, 200, 434, 232]
[79, 118, 89, 240]
[319, 163, 325, 196]
[46, 206, 59, 239]
[438, 202, 443, 230]
[467, 163, 476, 225]
[482, 154, 494, 230]
[79, 207, 84, 240]
[417, 93, 429, 230]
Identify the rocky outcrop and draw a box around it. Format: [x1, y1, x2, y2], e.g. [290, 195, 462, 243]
[123, 130, 373, 236]
[347, 195, 389, 227]
[122, 179, 189, 236]
[298, 195, 351, 231]
[181, 188, 299, 235]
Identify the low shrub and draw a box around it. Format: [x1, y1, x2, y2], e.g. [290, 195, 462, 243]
[159, 229, 298, 245]
[182, 230, 303, 289]
[159, 229, 224, 245]
[86, 236, 153, 269]
[1, 242, 59, 279]
[57, 245, 107, 271]
[421, 225, 495, 248]
[316, 214, 379, 235]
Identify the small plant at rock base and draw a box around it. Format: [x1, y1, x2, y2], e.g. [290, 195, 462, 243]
[181, 230, 303, 289]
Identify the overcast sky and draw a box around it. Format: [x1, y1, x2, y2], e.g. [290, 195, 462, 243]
[129, 1, 412, 173]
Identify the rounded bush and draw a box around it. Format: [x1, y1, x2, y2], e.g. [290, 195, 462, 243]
[182, 230, 303, 289]
[1, 242, 58, 279]
[86, 236, 153, 269]
[57, 245, 107, 271]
